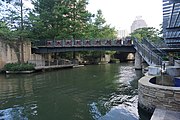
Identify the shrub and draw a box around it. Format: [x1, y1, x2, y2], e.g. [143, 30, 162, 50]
[162, 56, 169, 61]
[174, 56, 180, 60]
[109, 58, 120, 63]
[4, 63, 35, 71]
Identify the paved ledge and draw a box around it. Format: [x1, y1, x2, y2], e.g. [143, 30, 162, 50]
[151, 108, 180, 120]
[35, 64, 73, 70]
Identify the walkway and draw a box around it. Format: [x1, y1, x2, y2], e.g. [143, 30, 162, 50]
[35, 64, 74, 70]
[28, 59, 75, 70]
[151, 108, 180, 120]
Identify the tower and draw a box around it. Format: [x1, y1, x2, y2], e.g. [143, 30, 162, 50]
[131, 16, 147, 33]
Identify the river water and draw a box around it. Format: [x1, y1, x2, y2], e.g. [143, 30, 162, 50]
[0, 62, 152, 120]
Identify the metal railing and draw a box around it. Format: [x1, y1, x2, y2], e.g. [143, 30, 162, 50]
[142, 39, 167, 57]
[133, 38, 163, 66]
[28, 59, 75, 69]
[32, 39, 133, 47]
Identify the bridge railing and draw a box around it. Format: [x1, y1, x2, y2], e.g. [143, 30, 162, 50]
[133, 38, 162, 65]
[32, 39, 133, 47]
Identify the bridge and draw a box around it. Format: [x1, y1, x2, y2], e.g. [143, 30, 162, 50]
[32, 39, 135, 53]
[31, 38, 177, 70]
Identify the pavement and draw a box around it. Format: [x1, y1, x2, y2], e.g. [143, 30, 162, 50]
[151, 108, 180, 120]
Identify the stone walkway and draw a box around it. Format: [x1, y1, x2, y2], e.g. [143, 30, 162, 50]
[151, 108, 180, 120]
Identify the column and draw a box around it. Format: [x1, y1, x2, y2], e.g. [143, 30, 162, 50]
[135, 52, 142, 70]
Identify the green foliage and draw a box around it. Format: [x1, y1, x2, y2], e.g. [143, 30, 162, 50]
[0, 21, 11, 40]
[31, 0, 92, 40]
[4, 63, 35, 71]
[94, 10, 106, 28]
[162, 56, 169, 61]
[109, 58, 120, 63]
[130, 27, 161, 43]
[84, 10, 117, 40]
[0, 0, 118, 61]
[0, 0, 32, 63]
[174, 55, 180, 60]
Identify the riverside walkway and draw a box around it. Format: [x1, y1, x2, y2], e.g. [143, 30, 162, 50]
[28, 59, 75, 70]
[151, 108, 180, 120]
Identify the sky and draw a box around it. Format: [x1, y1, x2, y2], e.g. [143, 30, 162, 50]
[21, 0, 163, 33]
[87, 0, 163, 32]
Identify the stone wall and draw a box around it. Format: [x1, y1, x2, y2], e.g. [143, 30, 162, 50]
[138, 76, 180, 113]
[0, 40, 32, 69]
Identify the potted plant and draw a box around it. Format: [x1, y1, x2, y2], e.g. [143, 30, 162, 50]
[162, 56, 169, 66]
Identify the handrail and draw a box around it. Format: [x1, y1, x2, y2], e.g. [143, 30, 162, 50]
[28, 59, 75, 67]
[32, 39, 133, 48]
[133, 38, 163, 65]
[142, 39, 167, 57]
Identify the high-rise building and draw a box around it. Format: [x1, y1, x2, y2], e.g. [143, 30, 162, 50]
[163, 0, 180, 48]
[131, 16, 147, 33]
[118, 29, 129, 39]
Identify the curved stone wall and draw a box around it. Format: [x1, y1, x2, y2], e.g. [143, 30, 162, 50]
[138, 76, 180, 113]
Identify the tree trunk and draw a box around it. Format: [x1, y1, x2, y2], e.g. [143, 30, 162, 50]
[20, 40, 24, 63]
[20, 0, 24, 63]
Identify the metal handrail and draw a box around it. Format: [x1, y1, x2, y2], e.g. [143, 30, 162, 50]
[142, 39, 167, 57]
[133, 38, 162, 65]
[28, 59, 74, 67]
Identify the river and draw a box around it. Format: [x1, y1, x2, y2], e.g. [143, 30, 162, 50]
[0, 62, 152, 120]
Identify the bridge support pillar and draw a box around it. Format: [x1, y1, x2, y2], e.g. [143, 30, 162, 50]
[135, 52, 142, 70]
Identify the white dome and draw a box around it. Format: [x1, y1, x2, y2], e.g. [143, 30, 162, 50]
[131, 17, 147, 33]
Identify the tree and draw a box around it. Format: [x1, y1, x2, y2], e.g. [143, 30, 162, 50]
[84, 9, 117, 40]
[67, 0, 92, 40]
[0, 0, 31, 63]
[30, 0, 92, 40]
[130, 27, 161, 43]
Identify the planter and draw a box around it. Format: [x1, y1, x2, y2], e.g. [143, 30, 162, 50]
[166, 66, 180, 77]
[174, 60, 180, 66]
[148, 66, 161, 76]
[162, 61, 169, 66]
[6, 70, 34, 74]
[174, 77, 180, 87]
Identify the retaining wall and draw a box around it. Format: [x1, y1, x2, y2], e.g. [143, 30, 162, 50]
[0, 40, 32, 69]
[138, 76, 180, 113]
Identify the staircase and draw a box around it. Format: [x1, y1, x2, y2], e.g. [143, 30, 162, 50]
[142, 39, 167, 57]
[133, 38, 163, 66]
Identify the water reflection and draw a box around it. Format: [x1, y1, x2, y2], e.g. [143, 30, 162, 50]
[0, 63, 150, 120]
[89, 96, 139, 120]
[88, 64, 143, 120]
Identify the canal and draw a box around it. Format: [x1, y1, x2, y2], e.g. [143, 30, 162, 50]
[0, 62, 152, 120]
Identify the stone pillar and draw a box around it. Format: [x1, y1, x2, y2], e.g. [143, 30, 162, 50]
[135, 52, 142, 70]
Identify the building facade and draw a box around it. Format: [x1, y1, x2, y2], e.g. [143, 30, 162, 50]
[163, 0, 180, 48]
[131, 16, 147, 33]
[118, 29, 129, 39]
